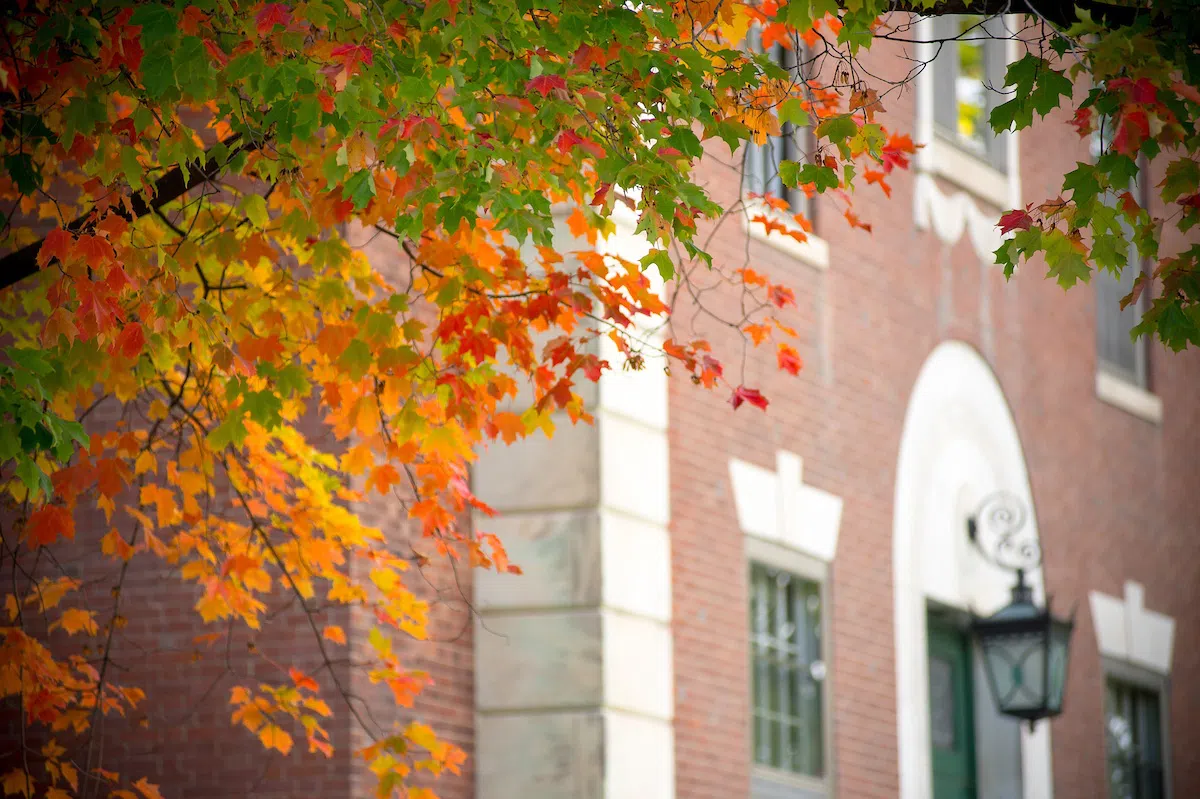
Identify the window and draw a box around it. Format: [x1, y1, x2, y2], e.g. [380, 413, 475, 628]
[1106, 678, 1166, 799]
[749, 561, 824, 778]
[1093, 125, 1150, 388]
[743, 30, 813, 219]
[931, 15, 1010, 172]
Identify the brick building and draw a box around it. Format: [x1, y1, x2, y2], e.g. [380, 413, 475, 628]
[467, 14, 1200, 799]
[9, 13, 1196, 799]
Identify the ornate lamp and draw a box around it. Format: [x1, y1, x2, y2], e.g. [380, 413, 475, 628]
[967, 492, 1074, 727]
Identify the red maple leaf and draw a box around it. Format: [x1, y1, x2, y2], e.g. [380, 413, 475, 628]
[1132, 78, 1157, 105]
[556, 129, 583, 154]
[777, 343, 803, 376]
[203, 38, 230, 67]
[330, 43, 373, 74]
[590, 182, 612, 207]
[26, 504, 75, 547]
[38, 228, 72, 268]
[256, 3, 291, 36]
[730, 385, 769, 411]
[525, 74, 567, 97]
[864, 168, 892, 197]
[1112, 109, 1150, 155]
[112, 322, 146, 359]
[997, 207, 1033, 234]
[1069, 107, 1093, 137]
[769, 285, 796, 309]
[881, 133, 915, 173]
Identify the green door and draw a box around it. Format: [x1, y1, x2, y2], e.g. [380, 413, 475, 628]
[928, 613, 977, 799]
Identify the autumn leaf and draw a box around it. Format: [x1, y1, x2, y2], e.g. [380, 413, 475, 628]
[259, 724, 294, 755]
[367, 464, 401, 495]
[323, 626, 347, 645]
[730, 385, 769, 411]
[255, 3, 291, 35]
[54, 608, 99, 635]
[525, 74, 567, 97]
[112, 322, 146, 359]
[26, 505, 75, 547]
[777, 343, 803, 376]
[998, 207, 1034, 234]
[289, 667, 320, 692]
[38, 227, 72, 267]
[133, 778, 165, 799]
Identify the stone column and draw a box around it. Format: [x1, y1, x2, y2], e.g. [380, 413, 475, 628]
[471, 211, 673, 799]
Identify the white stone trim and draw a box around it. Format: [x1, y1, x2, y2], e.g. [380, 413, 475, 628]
[923, 134, 1014, 211]
[729, 450, 843, 563]
[604, 711, 675, 799]
[741, 199, 831, 270]
[1095, 370, 1163, 425]
[912, 16, 1022, 262]
[1089, 581, 1175, 676]
[892, 341, 1053, 799]
[473, 205, 673, 799]
[913, 173, 1006, 264]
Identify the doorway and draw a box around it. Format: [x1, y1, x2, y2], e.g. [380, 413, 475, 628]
[928, 612, 977, 799]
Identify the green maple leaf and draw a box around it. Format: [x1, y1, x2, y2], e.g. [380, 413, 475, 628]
[1043, 230, 1091, 288]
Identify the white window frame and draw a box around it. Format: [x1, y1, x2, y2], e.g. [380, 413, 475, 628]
[739, 27, 831, 271]
[1103, 657, 1173, 799]
[914, 15, 1021, 212]
[746, 536, 833, 799]
[1092, 153, 1162, 423]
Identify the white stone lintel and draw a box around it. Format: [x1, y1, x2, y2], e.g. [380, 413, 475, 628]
[1089, 580, 1175, 675]
[729, 451, 843, 563]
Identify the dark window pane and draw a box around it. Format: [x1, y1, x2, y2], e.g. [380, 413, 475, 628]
[1105, 678, 1165, 799]
[929, 655, 957, 749]
[749, 562, 823, 777]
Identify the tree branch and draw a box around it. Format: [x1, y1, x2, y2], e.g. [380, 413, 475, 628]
[884, 0, 1142, 30]
[0, 134, 257, 292]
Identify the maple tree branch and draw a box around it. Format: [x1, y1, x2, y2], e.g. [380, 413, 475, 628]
[881, 0, 1142, 29]
[0, 135, 256, 292]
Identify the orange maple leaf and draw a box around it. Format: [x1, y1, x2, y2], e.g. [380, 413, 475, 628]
[26, 505, 75, 547]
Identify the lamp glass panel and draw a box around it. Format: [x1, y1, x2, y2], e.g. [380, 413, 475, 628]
[1046, 621, 1071, 712]
[981, 630, 1047, 712]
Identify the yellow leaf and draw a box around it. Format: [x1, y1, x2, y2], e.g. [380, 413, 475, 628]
[3, 594, 16, 621]
[404, 721, 439, 752]
[259, 724, 294, 755]
[195, 592, 229, 623]
[0, 770, 29, 797]
[341, 443, 375, 476]
[56, 608, 98, 636]
[323, 625, 346, 645]
[101, 529, 135, 561]
[147, 400, 169, 421]
[60, 762, 77, 791]
[422, 424, 464, 462]
[134, 450, 156, 476]
[369, 568, 398, 594]
[407, 790, 438, 799]
[26, 577, 78, 612]
[133, 777, 164, 799]
[46, 789, 72, 799]
[302, 697, 332, 717]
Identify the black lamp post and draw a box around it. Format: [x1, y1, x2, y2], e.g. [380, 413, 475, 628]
[967, 492, 1074, 728]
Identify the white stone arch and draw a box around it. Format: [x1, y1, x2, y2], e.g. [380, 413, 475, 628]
[892, 341, 1054, 799]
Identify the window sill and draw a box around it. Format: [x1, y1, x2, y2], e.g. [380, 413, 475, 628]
[922, 133, 1011, 210]
[742, 200, 830, 271]
[751, 765, 827, 798]
[1095, 370, 1162, 425]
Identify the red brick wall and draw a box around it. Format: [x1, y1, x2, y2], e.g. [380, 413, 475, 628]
[668, 37, 1200, 799]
